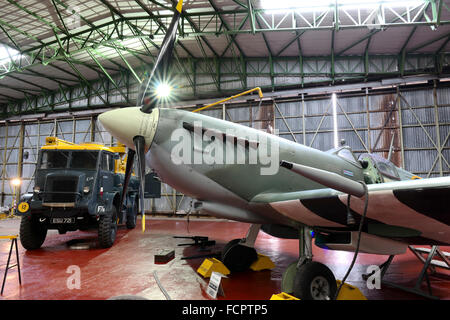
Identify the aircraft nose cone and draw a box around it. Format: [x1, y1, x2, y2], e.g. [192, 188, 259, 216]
[98, 107, 158, 150]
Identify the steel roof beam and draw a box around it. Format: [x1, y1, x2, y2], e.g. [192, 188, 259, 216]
[0, 92, 18, 101]
[86, 48, 130, 104]
[183, 15, 219, 58]
[409, 30, 450, 53]
[220, 13, 249, 57]
[0, 83, 40, 95]
[247, 0, 255, 34]
[208, 0, 245, 57]
[275, 10, 329, 57]
[133, 0, 204, 84]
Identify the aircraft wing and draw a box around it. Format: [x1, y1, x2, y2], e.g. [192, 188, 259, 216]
[251, 176, 450, 245]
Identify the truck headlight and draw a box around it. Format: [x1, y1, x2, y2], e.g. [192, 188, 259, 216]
[33, 186, 40, 193]
[83, 186, 90, 194]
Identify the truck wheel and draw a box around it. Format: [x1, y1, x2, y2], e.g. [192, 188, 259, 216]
[98, 205, 118, 248]
[126, 199, 137, 229]
[19, 213, 47, 250]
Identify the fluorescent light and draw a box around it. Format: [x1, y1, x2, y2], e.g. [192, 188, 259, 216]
[261, 0, 424, 13]
[332, 93, 339, 149]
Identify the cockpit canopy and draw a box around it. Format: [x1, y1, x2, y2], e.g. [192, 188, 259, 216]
[327, 146, 362, 168]
[360, 153, 400, 180]
[327, 146, 415, 183]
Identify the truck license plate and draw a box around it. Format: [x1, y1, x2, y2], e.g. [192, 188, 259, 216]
[51, 218, 75, 224]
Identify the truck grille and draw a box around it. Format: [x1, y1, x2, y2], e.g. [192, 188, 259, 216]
[44, 176, 78, 203]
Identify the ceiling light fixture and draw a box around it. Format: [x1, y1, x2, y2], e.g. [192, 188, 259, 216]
[261, 0, 424, 13]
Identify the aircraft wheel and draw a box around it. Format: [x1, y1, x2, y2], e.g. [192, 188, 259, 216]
[293, 261, 337, 300]
[221, 239, 257, 273]
[281, 261, 298, 294]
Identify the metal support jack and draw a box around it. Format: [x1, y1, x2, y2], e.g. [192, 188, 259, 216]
[368, 245, 449, 300]
[1, 235, 21, 295]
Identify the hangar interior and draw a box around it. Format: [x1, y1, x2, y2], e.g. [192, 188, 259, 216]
[0, 0, 448, 300]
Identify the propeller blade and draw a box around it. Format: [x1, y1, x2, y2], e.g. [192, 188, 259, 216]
[119, 149, 135, 219]
[134, 136, 147, 232]
[139, 0, 183, 113]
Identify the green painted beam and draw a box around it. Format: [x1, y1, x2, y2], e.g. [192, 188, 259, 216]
[207, 0, 246, 57]
[86, 48, 130, 104]
[409, 30, 450, 53]
[248, 0, 256, 34]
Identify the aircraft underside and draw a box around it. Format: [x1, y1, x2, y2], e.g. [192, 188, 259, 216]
[147, 141, 450, 258]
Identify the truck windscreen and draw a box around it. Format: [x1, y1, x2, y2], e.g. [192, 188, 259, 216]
[71, 151, 99, 170]
[40, 151, 69, 169]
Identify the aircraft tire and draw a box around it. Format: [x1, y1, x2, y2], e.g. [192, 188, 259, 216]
[19, 213, 47, 250]
[293, 261, 337, 300]
[281, 261, 298, 294]
[221, 239, 258, 273]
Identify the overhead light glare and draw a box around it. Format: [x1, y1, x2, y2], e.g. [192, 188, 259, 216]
[11, 178, 22, 187]
[332, 93, 339, 149]
[156, 83, 172, 98]
[0, 46, 21, 64]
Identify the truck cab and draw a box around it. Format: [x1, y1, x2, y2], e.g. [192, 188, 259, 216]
[17, 137, 140, 249]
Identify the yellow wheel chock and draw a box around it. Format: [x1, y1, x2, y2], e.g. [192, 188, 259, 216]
[250, 253, 275, 271]
[270, 292, 299, 300]
[271, 280, 367, 300]
[197, 258, 230, 278]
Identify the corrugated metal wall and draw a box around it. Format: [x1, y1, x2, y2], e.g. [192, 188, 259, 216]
[1, 84, 449, 215]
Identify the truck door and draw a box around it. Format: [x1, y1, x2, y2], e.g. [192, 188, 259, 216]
[100, 152, 115, 192]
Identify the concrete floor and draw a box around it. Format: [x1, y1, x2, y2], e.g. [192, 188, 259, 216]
[0, 216, 448, 300]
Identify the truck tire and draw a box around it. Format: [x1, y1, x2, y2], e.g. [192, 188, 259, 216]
[19, 213, 47, 250]
[98, 205, 118, 248]
[126, 199, 137, 229]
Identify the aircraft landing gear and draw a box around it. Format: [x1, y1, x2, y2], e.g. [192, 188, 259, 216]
[282, 227, 337, 300]
[221, 224, 260, 273]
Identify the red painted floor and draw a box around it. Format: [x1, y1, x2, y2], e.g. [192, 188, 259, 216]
[0, 217, 448, 300]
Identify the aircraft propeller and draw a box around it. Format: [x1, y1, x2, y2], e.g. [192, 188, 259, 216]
[120, 0, 184, 232]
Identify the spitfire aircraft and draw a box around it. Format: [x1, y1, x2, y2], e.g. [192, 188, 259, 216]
[98, 0, 450, 300]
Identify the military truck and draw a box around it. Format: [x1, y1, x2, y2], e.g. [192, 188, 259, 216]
[16, 137, 140, 249]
